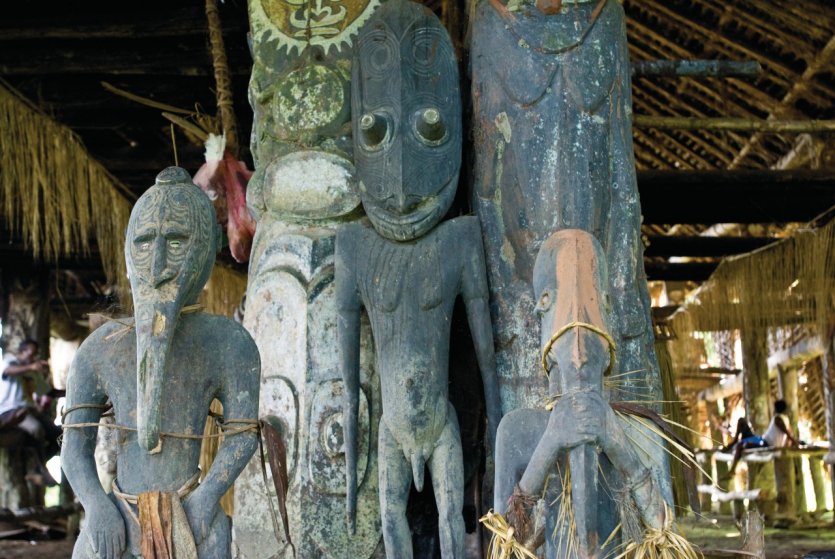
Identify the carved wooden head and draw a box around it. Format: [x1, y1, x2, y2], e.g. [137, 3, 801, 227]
[352, 0, 461, 241]
[125, 166, 218, 451]
[533, 229, 614, 386]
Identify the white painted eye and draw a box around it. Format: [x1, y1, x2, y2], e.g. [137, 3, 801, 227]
[168, 240, 181, 248]
[139, 242, 151, 251]
[414, 108, 447, 145]
[359, 112, 387, 149]
[535, 291, 552, 314]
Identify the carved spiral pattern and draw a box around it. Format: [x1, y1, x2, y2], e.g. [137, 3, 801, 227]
[406, 27, 447, 78]
[358, 28, 398, 80]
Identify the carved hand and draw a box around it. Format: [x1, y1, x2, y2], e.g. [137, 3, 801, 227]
[86, 503, 126, 559]
[552, 391, 608, 449]
[183, 487, 217, 546]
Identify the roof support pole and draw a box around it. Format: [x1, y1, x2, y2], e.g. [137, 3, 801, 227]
[774, 364, 799, 522]
[821, 316, 835, 504]
[705, 399, 732, 515]
[742, 329, 777, 521]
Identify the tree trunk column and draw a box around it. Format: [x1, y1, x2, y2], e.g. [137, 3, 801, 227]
[705, 400, 731, 515]
[693, 400, 713, 513]
[809, 457, 827, 516]
[742, 329, 776, 520]
[821, 321, 835, 510]
[775, 365, 799, 522]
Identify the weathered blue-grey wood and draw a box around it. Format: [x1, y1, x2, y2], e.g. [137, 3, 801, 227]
[237, 1, 386, 556]
[63, 168, 260, 559]
[632, 59, 761, 77]
[470, 0, 663, 431]
[338, 2, 502, 557]
[494, 230, 667, 558]
[471, 0, 672, 555]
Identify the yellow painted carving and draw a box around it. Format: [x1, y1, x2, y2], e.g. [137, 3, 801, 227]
[257, 0, 381, 55]
[153, 311, 166, 336]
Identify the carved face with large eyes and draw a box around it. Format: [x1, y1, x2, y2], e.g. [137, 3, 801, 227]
[125, 167, 218, 451]
[352, 0, 461, 241]
[126, 168, 217, 305]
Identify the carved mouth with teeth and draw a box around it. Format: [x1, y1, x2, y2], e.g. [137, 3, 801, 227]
[362, 173, 458, 241]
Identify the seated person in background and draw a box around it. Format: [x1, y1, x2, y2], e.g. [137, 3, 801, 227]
[724, 416, 767, 476]
[725, 400, 801, 477]
[763, 399, 801, 449]
[0, 339, 61, 485]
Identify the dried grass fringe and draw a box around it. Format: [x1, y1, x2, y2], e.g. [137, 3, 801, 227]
[670, 216, 835, 367]
[199, 263, 247, 318]
[0, 81, 133, 307]
[483, 412, 705, 559]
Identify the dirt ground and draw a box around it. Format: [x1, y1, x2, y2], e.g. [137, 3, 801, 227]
[679, 513, 835, 559]
[0, 539, 74, 559]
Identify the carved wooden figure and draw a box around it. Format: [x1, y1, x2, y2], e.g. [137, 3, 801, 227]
[62, 168, 260, 559]
[470, 0, 662, 413]
[337, 2, 502, 557]
[494, 229, 666, 558]
[238, 0, 386, 556]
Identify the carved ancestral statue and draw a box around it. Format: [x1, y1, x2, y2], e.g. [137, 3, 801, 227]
[63, 167, 260, 559]
[492, 230, 667, 557]
[337, 2, 502, 557]
[470, 0, 662, 412]
[238, 1, 385, 556]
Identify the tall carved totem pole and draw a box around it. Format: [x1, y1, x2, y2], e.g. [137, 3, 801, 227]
[470, 0, 664, 415]
[470, 0, 673, 545]
[233, 1, 384, 557]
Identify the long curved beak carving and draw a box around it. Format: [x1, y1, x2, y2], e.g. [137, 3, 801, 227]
[135, 302, 177, 453]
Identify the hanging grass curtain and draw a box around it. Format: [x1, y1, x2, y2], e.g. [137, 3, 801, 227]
[671, 214, 835, 344]
[0, 81, 134, 306]
[199, 263, 247, 318]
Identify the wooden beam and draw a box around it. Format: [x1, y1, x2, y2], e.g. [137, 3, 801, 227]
[730, 33, 835, 168]
[0, 10, 246, 40]
[632, 59, 761, 78]
[643, 261, 717, 282]
[0, 39, 251, 77]
[644, 235, 776, 257]
[638, 170, 835, 224]
[635, 115, 835, 133]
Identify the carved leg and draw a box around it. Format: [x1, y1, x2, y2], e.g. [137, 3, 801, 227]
[494, 409, 549, 511]
[427, 407, 465, 559]
[378, 421, 413, 559]
[196, 506, 232, 559]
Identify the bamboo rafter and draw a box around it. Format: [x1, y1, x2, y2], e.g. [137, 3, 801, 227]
[636, 116, 835, 133]
[730, 32, 835, 169]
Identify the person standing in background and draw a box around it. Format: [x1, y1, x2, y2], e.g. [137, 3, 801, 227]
[0, 338, 60, 485]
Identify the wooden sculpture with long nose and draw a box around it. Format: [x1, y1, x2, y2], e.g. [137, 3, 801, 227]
[493, 229, 666, 558]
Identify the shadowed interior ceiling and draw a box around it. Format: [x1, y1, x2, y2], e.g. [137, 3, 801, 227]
[0, 0, 833, 304]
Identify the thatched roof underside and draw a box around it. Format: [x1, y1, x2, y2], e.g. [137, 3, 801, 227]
[0, 0, 833, 317]
[626, 0, 835, 171]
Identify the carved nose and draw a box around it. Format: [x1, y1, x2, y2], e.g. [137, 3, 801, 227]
[151, 240, 175, 287]
[384, 190, 420, 214]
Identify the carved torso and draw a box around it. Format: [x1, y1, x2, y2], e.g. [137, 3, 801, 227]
[471, 0, 661, 411]
[337, 216, 485, 455]
[67, 313, 258, 556]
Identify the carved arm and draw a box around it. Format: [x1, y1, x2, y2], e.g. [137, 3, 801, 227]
[335, 230, 362, 533]
[460, 220, 503, 453]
